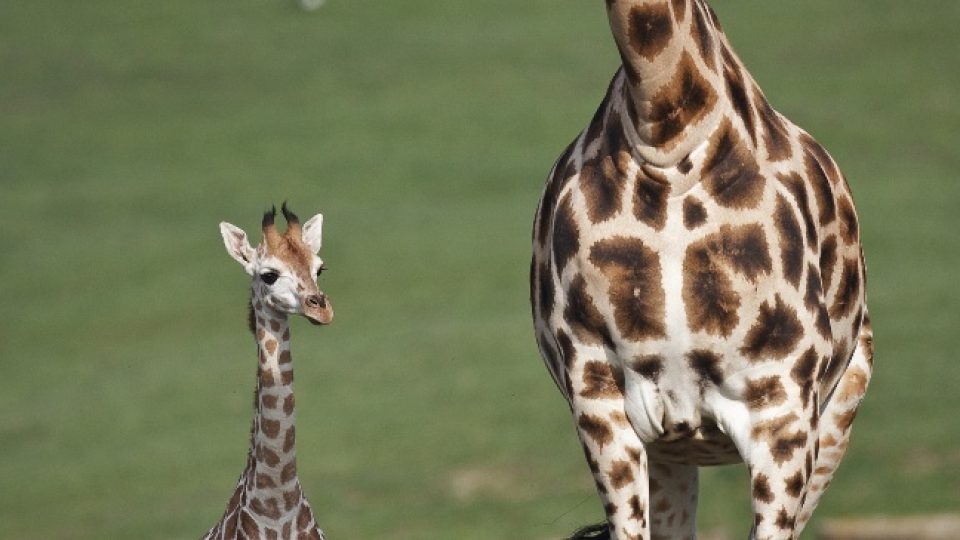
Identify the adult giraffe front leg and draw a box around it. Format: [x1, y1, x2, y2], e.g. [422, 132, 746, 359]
[558, 332, 652, 540]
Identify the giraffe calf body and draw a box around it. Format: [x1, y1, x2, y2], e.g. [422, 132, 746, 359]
[531, 2, 873, 539]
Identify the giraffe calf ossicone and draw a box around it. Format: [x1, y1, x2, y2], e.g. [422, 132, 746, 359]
[204, 204, 330, 540]
[531, 2, 873, 539]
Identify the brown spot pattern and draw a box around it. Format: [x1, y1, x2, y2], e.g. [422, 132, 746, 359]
[682, 196, 707, 229]
[579, 413, 615, 449]
[610, 460, 635, 489]
[589, 236, 667, 341]
[752, 473, 774, 504]
[626, 2, 674, 61]
[751, 412, 808, 465]
[819, 234, 838, 294]
[740, 295, 803, 361]
[791, 347, 819, 408]
[581, 360, 623, 399]
[774, 194, 805, 288]
[683, 241, 740, 336]
[552, 192, 580, 272]
[702, 120, 766, 209]
[631, 354, 665, 382]
[754, 87, 792, 161]
[829, 257, 861, 319]
[633, 171, 670, 230]
[564, 274, 613, 347]
[687, 349, 724, 387]
[648, 52, 719, 148]
[744, 376, 788, 411]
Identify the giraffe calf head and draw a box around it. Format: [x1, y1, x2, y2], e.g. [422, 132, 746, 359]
[220, 202, 333, 326]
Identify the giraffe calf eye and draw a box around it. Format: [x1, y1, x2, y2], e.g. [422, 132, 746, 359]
[316, 265, 327, 277]
[260, 271, 279, 285]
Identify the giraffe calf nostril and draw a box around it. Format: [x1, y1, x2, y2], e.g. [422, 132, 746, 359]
[306, 295, 326, 308]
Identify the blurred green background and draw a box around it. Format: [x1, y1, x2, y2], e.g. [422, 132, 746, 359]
[2, 1, 958, 538]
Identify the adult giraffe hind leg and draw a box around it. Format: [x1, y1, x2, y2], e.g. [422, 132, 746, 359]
[793, 314, 874, 534]
[649, 462, 698, 540]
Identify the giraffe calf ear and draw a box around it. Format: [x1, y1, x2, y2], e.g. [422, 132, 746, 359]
[220, 222, 256, 274]
[301, 213, 324, 253]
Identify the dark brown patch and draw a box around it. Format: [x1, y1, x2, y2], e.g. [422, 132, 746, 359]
[537, 138, 577, 246]
[682, 196, 707, 229]
[281, 460, 297, 484]
[284, 485, 302, 511]
[581, 360, 624, 399]
[283, 393, 295, 416]
[785, 470, 805, 498]
[297, 503, 312, 530]
[261, 394, 278, 409]
[259, 446, 281, 467]
[819, 235, 838, 294]
[633, 170, 671, 231]
[281, 370, 293, 385]
[702, 119, 765, 209]
[690, 0, 716, 71]
[774, 194, 805, 288]
[752, 473, 774, 504]
[744, 376, 788, 411]
[631, 354, 665, 382]
[256, 473, 276, 489]
[610, 460, 635, 489]
[683, 241, 740, 336]
[564, 274, 614, 347]
[834, 408, 859, 432]
[791, 347, 819, 408]
[260, 419, 281, 439]
[776, 507, 795, 530]
[829, 257, 861, 319]
[648, 52, 719, 148]
[776, 172, 818, 246]
[837, 195, 859, 244]
[687, 349, 724, 387]
[671, 0, 687, 22]
[283, 427, 296, 453]
[279, 350, 292, 365]
[250, 497, 281, 520]
[557, 329, 577, 398]
[800, 133, 842, 185]
[578, 413, 615, 449]
[589, 236, 667, 341]
[803, 142, 837, 226]
[677, 154, 693, 174]
[721, 46, 754, 145]
[740, 295, 803, 361]
[535, 260, 555, 321]
[751, 412, 808, 465]
[580, 127, 631, 224]
[628, 494, 645, 521]
[552, 192, 580, 272]
[627, 2, 674, 61]
[754, 86, 792, 161]
[706, 223, 773, 282]
[240, 510, 259, 537]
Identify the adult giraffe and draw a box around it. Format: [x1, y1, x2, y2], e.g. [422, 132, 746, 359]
[530, 2, 873, 539]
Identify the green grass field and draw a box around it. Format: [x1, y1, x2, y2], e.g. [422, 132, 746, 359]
[2, 1, 958, 538]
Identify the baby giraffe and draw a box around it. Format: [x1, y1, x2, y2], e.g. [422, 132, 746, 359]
[203, 203, 332, 540]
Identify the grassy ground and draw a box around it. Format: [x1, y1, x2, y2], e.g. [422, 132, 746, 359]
[1, 1, 958, 538]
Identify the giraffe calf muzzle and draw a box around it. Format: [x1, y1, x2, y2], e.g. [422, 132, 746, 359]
[303, 294, 333, 326]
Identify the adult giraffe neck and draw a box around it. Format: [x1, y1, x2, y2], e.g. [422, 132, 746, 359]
[605, 0, 729, 166]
